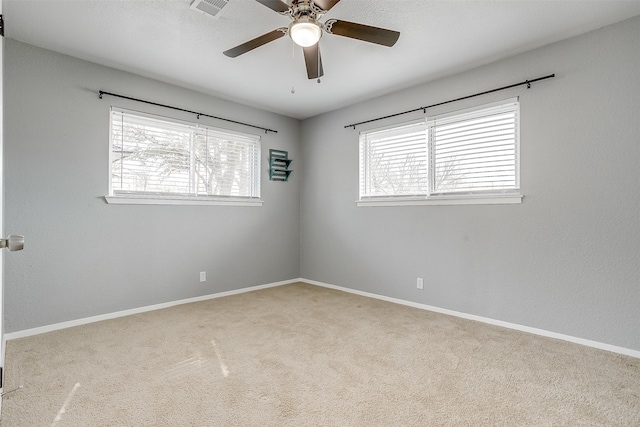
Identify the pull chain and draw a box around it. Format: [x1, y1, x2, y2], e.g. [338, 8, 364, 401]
[291, 41, 296, 94]
[317, 44, 321, 84]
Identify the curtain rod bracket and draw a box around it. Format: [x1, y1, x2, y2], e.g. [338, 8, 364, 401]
[526, 80, 531, 89]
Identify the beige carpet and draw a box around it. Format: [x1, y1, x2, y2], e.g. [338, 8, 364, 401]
[1, 282, 639, 426]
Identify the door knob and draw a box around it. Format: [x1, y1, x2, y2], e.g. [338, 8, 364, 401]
[0, 235, 24, 252]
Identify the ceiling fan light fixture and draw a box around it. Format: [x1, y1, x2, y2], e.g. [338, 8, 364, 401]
[289, 19, 322, 47]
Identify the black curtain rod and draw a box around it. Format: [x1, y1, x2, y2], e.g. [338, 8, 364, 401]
[98, 90, 278, 134]
[344, 73, 555, 129]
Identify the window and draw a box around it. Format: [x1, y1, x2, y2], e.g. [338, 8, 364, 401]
[359, 99, 521, 206]
[359, 120, 428, 198]
[107, 109, 261, 205]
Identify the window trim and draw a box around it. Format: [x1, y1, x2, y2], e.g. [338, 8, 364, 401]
[106, 107, 263, 206]
[356, 193, 522, 207]
[358, 98, 522, 207]
[104, 194, 263, 206]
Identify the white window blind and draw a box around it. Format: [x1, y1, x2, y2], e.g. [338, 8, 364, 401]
[429, 100, 519, 195]
[359, 121, 428, 198]
[359, 99, 520, 204]
[110, 109, 260, 200]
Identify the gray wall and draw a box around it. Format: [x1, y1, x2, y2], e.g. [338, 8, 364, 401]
[300, 17, 640, 351]
[4, 40, 301, 332]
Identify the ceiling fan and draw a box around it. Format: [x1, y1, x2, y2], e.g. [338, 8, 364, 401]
[223, 0, 400, 80]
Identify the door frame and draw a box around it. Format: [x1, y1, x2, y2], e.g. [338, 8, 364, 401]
[0, 0, 6, 415]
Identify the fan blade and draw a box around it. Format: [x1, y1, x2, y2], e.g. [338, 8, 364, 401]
[312, 0, 341, 12]
[254, 0, 290, 13]
[324, 19, 400, 47]
[223, 28, 287, 58]
[303, 44, 324, 79]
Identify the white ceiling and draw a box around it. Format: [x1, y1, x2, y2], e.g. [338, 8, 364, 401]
[3, 0, 640, 119]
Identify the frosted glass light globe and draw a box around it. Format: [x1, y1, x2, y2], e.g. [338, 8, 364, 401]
[290, 21, 322, 47]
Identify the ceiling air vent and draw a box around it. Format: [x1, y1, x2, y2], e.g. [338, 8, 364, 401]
[190, 0, 229, 18]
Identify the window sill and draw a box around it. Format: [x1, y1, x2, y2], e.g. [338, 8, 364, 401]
[104, 195, 264, 207]
[357, 194, 523, 207]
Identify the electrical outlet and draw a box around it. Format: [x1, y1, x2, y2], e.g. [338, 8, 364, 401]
[417, 277, 424, 289]
[200, 271, 206, 282]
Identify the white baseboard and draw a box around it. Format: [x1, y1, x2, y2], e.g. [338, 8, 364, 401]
[4, 279, 298, 341]
[5, 277, 639, 359]
[299, 278, 640, 359]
